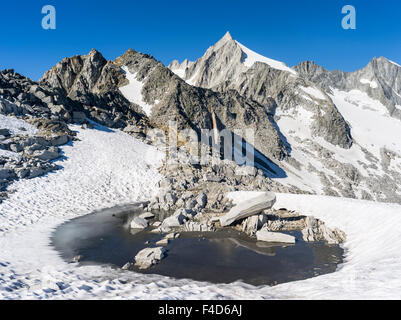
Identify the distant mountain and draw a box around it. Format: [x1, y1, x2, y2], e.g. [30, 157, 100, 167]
[295, 57, 401, 119]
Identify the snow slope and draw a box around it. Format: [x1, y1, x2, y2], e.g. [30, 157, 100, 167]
[171, 67, 186, 79]
[236, 41, 297, 75]
[389, 59, 401, 68]
[299, 86, 326, 100]
[119, 67, 154, 117]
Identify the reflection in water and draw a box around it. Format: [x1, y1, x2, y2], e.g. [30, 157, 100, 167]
[51, 206, 344, 286]
[225, 238, 278, 257]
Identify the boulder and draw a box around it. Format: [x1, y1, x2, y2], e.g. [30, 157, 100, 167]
[71, 255, 83, 263]
[0, 168, 14, 180]
[219, 192, 276, 227]
[15, 168, 29, 179]
[34, 149, 60, 161]
[161, 209, 187, 228]
[28, 167, 45, 179]
[25, 143, 45, 153]
[72, 112, 86, 123]
[165, 192, 177, 205]
[203, 173, 223, 182]
[185, 199, 198, 210]
[10, 143, 23, 153]
[156, 238, 169, 246]
[165, 232, 180, 239]
[50, 135, 69, 146]
[256, 230, 296, 244]
[241, 215, 261, 236]
[0, 129, 11, 137]
[134, 247, 166, 269]
[130, 216, 149, 229]
[161, 215, 185, 228]
[196, 192, 208, 208]
[139, 212, 155, 220]
[121, 262, 134, 270]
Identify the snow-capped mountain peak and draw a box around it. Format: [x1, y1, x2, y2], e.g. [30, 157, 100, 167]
[169, 32, 297, 87]
[221, 31, 233, 41]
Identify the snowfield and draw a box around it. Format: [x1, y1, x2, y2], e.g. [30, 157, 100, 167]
[1, 124, 401, 299]
[119, 67, 154, 117]
[236, 41, 297, 75]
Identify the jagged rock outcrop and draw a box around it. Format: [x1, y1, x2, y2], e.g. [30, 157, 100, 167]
[0, 70, 79, 202]
[40, 49, 148, 130]
[0, 69, 81, 121]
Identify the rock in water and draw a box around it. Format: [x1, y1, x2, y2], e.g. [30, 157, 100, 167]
[256, 230, 296, 244]
[161, 211, 186, 228]
[121, 262, 134, 270]
[134, 247, 166, 269]
[219, 192, 276, 227]
[165, 232, 179, 239]
[71, 255, 83, 263]
[139, 212, 155, 220]
[130, 216, 149, 229]
[156, 238, 169, 246]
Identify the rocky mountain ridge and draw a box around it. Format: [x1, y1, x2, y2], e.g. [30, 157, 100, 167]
[2, 33, 401, 204]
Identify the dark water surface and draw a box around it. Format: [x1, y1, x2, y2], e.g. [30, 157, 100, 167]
[51, 204, 344, 286]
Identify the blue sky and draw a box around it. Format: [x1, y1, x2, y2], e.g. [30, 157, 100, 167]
[1, 0, 400, 80]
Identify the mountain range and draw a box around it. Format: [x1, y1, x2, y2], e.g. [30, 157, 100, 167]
[1, 32, 401, 203]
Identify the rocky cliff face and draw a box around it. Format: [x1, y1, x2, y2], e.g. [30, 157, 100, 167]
[39, 48, 288, 164]
[40, 49, 148, 130]
[0, 69, 81, 121]
[114, 48, 289, 163]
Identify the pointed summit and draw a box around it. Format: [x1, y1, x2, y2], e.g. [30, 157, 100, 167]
[222, 31, 233, 41]
[213, 31, 236, 50]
